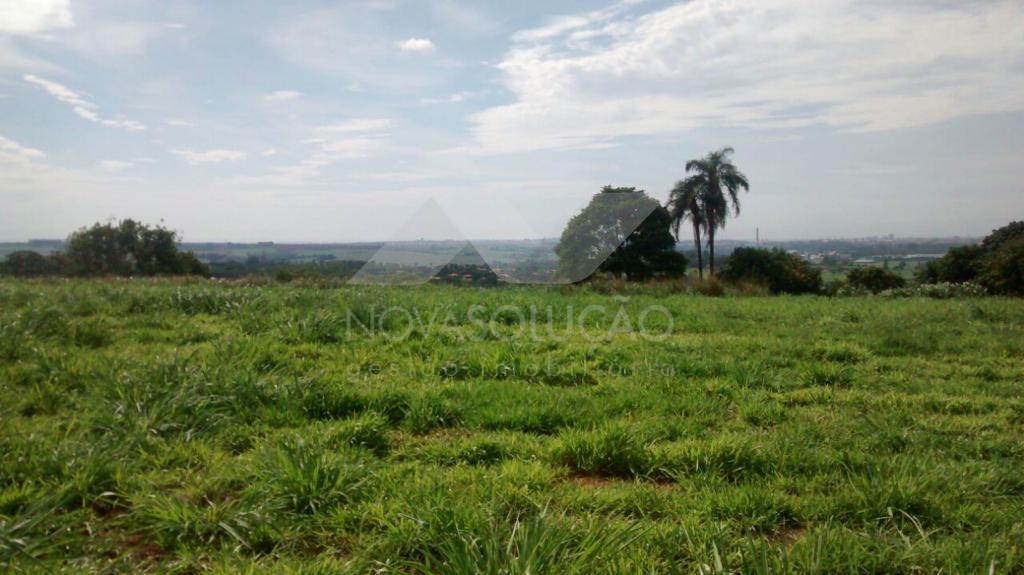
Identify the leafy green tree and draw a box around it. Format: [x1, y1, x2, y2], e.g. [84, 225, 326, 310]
[719, 248, 821, 294]
[916, 245, 984, 284]
[667, 179, 705, 279]
[846, 267, 906, 294]
[556, 187, 686, 282]
[678, 148, 749, 275]
[64, 219, 208, 277]
[0, 250, 60, 277]
[980, 221, 1024, 252]
[601, 206, 687, 281]
[916, 222, 1024, 290]
[979, 237, 1024, 295]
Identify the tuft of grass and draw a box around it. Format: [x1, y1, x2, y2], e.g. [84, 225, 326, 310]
[133, 492, 276, 553]
[802, 363, 855, 388]
[318, 412, 392, 455]
[406, 510, 646, 575]
[254, 438, 376, 514]
[0, 493, 71, 566]
[738, 393, 787, 427]
[551, 423, 653, 479]
[653, 437, 772, 483]
[705, 486, 799, 534]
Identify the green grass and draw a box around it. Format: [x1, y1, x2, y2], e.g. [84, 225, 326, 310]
[1, 278, 1023, 572]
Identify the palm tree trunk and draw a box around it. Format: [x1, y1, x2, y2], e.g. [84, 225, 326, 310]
[708, 226, 716, 276]
[691, 222, 703, 280]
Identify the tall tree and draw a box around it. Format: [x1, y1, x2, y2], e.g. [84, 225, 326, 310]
[681, 148, 749, 275]
[667, 178, 705, 279]
[555, 186, 686, 282]
[64, 219, 208, 277]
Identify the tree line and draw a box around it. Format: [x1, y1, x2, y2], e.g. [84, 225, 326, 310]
[0, 220, 208, 278]
[2, 158, 1020, 295]
[915, 221, 1024, 295]
[555, 147, 1022, 295]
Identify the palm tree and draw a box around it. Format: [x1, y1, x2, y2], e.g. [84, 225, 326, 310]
[681, 147, 749, 275]
[667, 178, 705, 279]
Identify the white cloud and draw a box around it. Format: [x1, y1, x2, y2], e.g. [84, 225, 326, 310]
[302, 119, 391, 167]
[222, 119, 392, 188]
[312, 118, 392, 135]
[398, 37, 436, 53]
[97, 160, 133, 172]
[0, 37, 53, 70]
[422, 91, 473, 105]
[267, 6, 451, 90]
[66, 21, 160, 59]
[264, 90, 302, 102]
[510, 0, 637, 43]
[469, 0, 1024, 154]
[429, 1, 500, 36]
[0, 134, 45, 163]
[23, 73, 146, 131]
[164, 119, 195, 127]
[23, 73, 85, 107]
[262, 148, 277, 157]
[0, 0, 72, 35]
[171, 148, 246, 165]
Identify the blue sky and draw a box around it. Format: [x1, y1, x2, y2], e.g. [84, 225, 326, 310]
[1, 0, 1022, 242]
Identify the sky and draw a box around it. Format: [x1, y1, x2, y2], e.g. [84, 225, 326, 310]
[0, 0, 1022, 242]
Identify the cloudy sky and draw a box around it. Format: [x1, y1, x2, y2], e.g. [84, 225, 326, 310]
[1, 0, 1022, 242]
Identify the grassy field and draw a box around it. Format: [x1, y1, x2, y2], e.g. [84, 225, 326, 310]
[2, 279, 1023, 573]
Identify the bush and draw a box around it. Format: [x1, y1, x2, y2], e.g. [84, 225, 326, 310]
[845, 267, 906, 294]
[718, 248, 821, 294]
[880, 282, 987, 299]
[689, 277, 726, 296]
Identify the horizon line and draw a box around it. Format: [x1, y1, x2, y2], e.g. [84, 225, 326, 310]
[2, 235, 985, 245]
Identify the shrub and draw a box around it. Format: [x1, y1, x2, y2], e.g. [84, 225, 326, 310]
[881, 282, 987, 299]
[689, 277, 726, 296]
[718, 248, 821, 294]
[845, 267, 906, 294]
